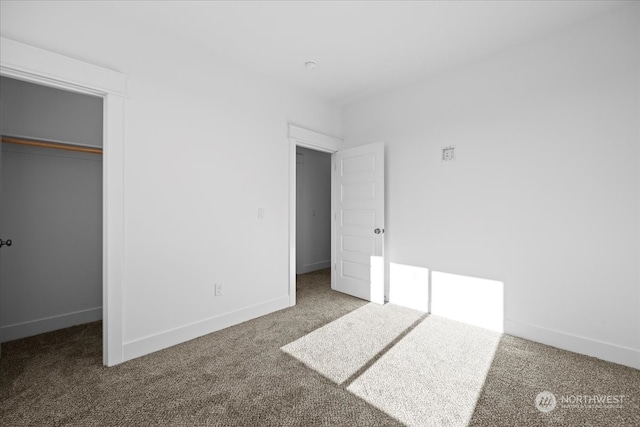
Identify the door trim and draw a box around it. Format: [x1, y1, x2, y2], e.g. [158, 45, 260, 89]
[0, 37, 127, 366]
[288, 124, 342, 306]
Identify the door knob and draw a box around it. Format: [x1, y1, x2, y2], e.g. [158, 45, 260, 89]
[0, 239, 12, 248]
[374, 228, 383, 234]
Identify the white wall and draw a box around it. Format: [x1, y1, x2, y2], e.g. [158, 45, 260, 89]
[0, 2, 341, 360]
[296, 147, 331, 274]
[343, 5, 640, 368]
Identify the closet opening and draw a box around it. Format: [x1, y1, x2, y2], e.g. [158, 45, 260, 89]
[0, 76, 104, 354]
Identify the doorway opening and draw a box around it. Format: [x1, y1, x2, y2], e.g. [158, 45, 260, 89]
[289, 125, 386, 306]
[288, 125, 341, 306]
[0, 77, 103, 351]
[295, 146, 332, 276]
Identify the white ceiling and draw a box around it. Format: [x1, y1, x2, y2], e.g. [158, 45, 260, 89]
[109, 1, 628, 105]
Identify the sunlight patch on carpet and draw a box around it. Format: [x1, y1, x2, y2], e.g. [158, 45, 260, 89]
[281, 303, 424, 384]
[347, 315, 500, 427]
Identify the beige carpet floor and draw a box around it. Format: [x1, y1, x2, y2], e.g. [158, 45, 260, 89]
[1, 269, 639, 426]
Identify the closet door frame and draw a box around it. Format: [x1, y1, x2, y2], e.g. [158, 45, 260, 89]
[0, 37, 127, 366]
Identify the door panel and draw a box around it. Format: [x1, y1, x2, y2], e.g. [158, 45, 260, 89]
[333, 142, 384, 304]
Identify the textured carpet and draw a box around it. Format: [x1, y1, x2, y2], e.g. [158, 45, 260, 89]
[1, 269, 639, 426]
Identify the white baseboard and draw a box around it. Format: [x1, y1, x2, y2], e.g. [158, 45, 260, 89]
[123, 296, 290, 362]
[297, 260, 331, 275]
[0, 307, 102, 342]
[505, 319, 640, 370]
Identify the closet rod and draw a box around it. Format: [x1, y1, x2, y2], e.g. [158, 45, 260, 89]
[1, 136, 103, 155]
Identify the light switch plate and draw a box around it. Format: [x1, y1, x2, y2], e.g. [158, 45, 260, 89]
[442, 146, 456, 161]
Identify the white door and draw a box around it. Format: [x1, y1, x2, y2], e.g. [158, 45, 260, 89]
[332, 142, 385, 304]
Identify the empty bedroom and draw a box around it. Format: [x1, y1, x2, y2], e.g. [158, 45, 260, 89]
[1, 1, 638, 426]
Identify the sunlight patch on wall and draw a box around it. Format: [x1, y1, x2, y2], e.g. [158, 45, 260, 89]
[431, 271, 504, 333]
[389, 263, 429, 312]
